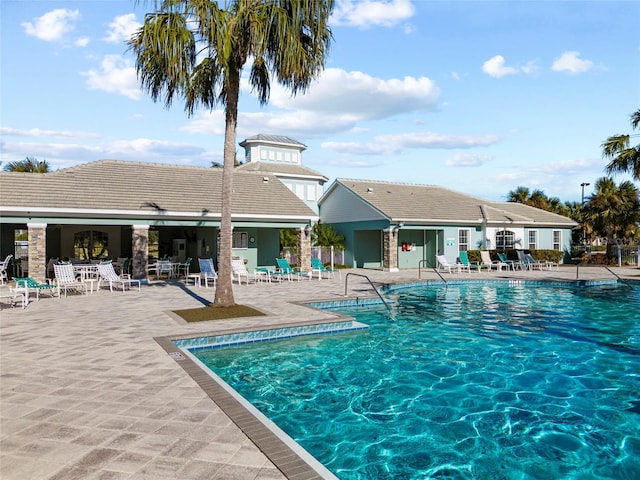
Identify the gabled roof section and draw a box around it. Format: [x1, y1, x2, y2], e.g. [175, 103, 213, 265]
[239, 134, 306, 150]
[326, 179, 486, 223]
[321, 178, 577, 226]
[484, 202, 577, 226]
[0, 160, 316, 220]
[236, 161, 328, 182]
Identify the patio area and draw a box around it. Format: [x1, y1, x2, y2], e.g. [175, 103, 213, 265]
[1, 266, 638, 480]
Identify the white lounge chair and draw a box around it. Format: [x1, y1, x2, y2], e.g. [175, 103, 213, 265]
[231, 258, 254, 285]
[480, 251, 505, 271]
[0, 254, 13, 285]
[436, 255, 469, 273]
[53, 263, 88, 297]
[96, 263, 141, 292]
[198, 258, 218, 288]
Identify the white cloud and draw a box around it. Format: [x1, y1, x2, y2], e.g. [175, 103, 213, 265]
[269, 68, 440, 120]
[551, 51, 594, 74]
[82, 55, 142, 100]
[0, 126, 100, 139]
[21, 9, 80, 42]
[103, 14, 141, 44]
[321, 141, 401, 155]
[74, 37, 90, 47]
[332, 0, 415, 28]
[375, 132, 500, 149]
[445, 153, 493, 167]
[482, 55, 519, 78]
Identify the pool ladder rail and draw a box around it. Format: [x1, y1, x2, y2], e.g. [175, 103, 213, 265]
[575, 262, 634, 289]
[418, 259, 447, 285]
[343, 272, 393, 314]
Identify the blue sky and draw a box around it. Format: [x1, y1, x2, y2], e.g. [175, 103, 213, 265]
[1, 0, 638, 202]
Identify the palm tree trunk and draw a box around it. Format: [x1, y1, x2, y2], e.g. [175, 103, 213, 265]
[213, 71, 240, 307]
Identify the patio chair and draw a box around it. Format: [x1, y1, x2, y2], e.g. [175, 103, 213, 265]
[275, 257, 312, 280]
[480, 251, 504, 272]
[436, 255, 469, 273]
[0, 254, 12, 285]
[53, 263, 88, 297]
[46, 257, 59, 279]
[12, 276, 57, 302]
[177, 257, 192, 279]
[522, 252, 546, 270]
[198, 258, 218, 288]
[458, 251, 488, 272]
[516, 251, 538, 271]
[310, 257, 340, 279]
[96, 263, 141, 293]
[497, 252, 518, 271]
[231, 258, 254, 285]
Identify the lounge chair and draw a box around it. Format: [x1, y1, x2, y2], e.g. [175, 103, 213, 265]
[276, 257, 312, 280]
[0, 254, 12, 285]
[479, 251, 503, 271]
[458, 251, 490, 272]
[520, 252, 546, 270]
[53, 263, 89, 297]
[198, 258, 218, 288]
[516, 251, 538, 271]
[436, 255, 469, 273]
[310, 257, 340, 279]
[96, 263, 141, 292]
[12, 276, 57, 302]
[497, 252, 518, 271]
[231, 258, 254, 285]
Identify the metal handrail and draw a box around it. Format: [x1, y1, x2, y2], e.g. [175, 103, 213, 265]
[575, 262, 633, 288]
[418, 259, 447, 285]
[344, 272, 392, 313]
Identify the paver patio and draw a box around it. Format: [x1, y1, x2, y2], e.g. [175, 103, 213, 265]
[1, 266, 638, 479]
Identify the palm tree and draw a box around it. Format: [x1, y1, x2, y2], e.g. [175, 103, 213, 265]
[583, 177, 640, 243]
[3, 156, 50, 173]
[603, 109, 640, 181]
[129, 0, 334, 307]
[506, 186, 530, 203]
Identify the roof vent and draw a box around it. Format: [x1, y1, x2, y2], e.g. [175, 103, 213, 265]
[367, 187, 373, 193]
[263, 176, 269, 183]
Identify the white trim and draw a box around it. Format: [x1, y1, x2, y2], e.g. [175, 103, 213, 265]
[26, 222, 47, 228]
[132, 225, 149, 230]
[2, 206, 317, 222]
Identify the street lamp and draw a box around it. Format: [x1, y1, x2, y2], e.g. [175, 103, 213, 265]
[580, 182, 590, 246]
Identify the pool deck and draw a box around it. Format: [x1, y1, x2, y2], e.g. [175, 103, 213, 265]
[1, 265, 639, 480]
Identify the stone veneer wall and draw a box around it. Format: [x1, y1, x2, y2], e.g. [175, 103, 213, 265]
[296, 227, 311, 272]
[383, 229, 398, 271]
[132, 225, 149, 279]
[27, 223, 47, 282]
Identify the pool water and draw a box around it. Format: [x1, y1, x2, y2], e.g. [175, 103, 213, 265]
[193, 282, 640, 479]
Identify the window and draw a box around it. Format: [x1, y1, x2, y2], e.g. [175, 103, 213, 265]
[233, 231, 248, 249]
[528, 230, 538, 250]
[458, 229, 469, 252]
[14, 229, 28, 260]
[74, 230, 109, 259]
[553, 230, 561, 251]
[496, 230, 515, 249]
[307, 184, 317, 201]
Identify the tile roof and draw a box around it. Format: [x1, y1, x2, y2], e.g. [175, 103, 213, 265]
[326, 179, 576, 226]
[0, 160, 317, 220]
[236, 161, 328, 181]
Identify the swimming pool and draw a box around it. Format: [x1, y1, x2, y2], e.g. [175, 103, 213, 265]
[190, 281, 640, 479]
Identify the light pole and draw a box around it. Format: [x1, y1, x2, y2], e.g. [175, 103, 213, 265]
[580, 182, 590, 245]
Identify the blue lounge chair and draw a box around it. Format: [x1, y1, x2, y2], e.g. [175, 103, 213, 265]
[310, 257, 340, 279]
[198, 258, 218, 288]
[458, 251, 489, 272]
[275, 258, 312, 280]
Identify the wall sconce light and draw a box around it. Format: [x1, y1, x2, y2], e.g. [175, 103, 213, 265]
[304, 223, 312, 237]
[392, 222, 404, 236]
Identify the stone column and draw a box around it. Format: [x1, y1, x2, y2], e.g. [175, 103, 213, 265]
[383, 228, 399, 272]
[296, 226, 312, 272]
[132, 225, 149, 279]
[27, 223, 47, 282]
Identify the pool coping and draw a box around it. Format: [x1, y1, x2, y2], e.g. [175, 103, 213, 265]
[155, 316, 359, 480]
[155, 278, 631, 479]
